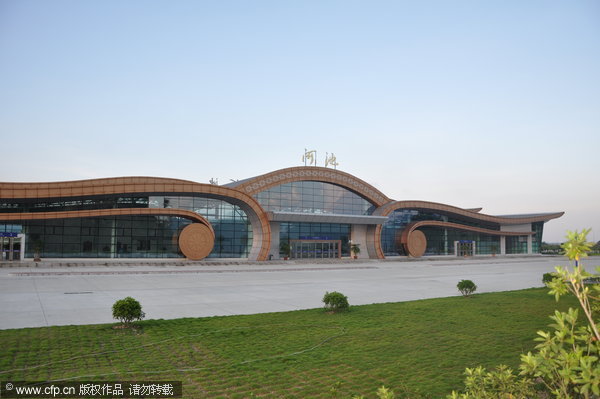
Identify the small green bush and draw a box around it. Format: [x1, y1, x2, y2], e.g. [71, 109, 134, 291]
[112, 296, 145, 326]
[352, 386, 396, 399]
[457, 280, 477, 297]
[323, 291, 349, 312]
[447, 365, 535, 398]
[542, 272, 556, 285]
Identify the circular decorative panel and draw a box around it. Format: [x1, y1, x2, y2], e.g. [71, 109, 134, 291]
[406, 230, 427, 258]
[178, 223, 215, 261]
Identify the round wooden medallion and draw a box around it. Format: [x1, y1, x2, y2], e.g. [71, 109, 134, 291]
[406, 230, 427, 257]
[178, 223, 215, 261]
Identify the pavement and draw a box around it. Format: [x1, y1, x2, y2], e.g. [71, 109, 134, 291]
[0, 255, 571, 330]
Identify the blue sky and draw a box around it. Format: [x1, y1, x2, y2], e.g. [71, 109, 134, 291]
[1, 0, 599, 243]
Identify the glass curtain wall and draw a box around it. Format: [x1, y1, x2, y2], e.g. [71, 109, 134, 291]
[505, 236, 529, 254]
[531, 222, 544, 253]
[381, 209, 502, 256]
[255, 181, 376, 215]
[149, 196, 252, 258]
[255, 181, 374, 258]
[0, 194, 252, 258]
[20, 215, 187, 258]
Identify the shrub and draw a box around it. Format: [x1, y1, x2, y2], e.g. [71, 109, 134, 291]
[280, 241, 291, 258]
[352, 386, 395, 399]
[457, 280, 477, 297]
[351, 244, 361, 257]
[323, 291, 349, 312]
[112, 296, 145, 326]
[542, 272, 556, 285]
[447, 365, 535, 399]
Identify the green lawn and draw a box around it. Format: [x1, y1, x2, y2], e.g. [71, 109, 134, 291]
[0, 288, 578, 398]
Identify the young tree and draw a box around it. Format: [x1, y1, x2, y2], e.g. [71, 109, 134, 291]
[449, 229, 600, 398]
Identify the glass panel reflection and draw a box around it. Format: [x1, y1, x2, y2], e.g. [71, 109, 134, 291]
[254, 181, 375, 215]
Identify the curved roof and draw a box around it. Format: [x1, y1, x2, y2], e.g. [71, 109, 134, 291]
[0, 176, 213, 198]
[228, 166, 391, 207]
[374, 200, 564, 225]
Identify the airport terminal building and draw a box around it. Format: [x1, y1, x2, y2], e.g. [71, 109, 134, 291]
[0, 166, 563, 261]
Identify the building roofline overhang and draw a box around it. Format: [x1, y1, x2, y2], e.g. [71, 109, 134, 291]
[267, 211, 389, 225]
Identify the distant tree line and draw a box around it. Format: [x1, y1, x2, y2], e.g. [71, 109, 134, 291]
[542, 240, 600, 255]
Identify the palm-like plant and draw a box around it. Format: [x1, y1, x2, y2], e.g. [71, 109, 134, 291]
[561, 228, 594, 265]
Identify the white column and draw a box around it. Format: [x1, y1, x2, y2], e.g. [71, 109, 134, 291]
[500, 236, 506, 255]
[270, 222, 280, 260]
[527, 235, 533, 255]
[19, 234, 26, 261]
[350, 225, 368, 259]
[443, 229, 448, 255]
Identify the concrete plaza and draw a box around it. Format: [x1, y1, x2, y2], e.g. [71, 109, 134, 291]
[0, 256, 571, 330]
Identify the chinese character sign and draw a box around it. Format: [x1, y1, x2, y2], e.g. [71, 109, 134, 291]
[302, 149, 317, 166]
[325, 153, 339, 169]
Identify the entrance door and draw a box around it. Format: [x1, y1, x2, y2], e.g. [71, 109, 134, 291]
[1, 236, 22, 261]
[290, 240, 342, 259]
[455, 240, 475, 257]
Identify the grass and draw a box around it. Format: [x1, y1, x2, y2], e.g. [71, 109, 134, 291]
[0, 288, 578, 398]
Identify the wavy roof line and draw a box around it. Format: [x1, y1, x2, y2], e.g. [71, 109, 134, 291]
[374, 200, 564, 225]
[228, 166, 391, 207]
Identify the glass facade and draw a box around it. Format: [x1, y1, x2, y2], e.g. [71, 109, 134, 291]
[381, 209, 506, 256]
[0, 196, 150, 213]
[0, 194, 252, 258]
[254, 181, 367, 258]
[255, 181, 376, 215]
[506, 235, 528, 254]
[149, 196, 252, 258]
[17, 216, 189, 258]
[531, 222, 544, 254]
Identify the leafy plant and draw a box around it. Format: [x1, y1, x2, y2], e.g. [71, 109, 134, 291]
[32, 238, 43, 261]
[351, 243, 361, 257]
[542, 272, 556, 285]
[323, 291, 349, 312]
[561, 228, 593, 264]
[491, 245, 498, 255]
[352, 386, 395, 399]
[280, 241, 291, 258]
[447, 365, 535, 399]
[375, 386, 395, 399]
[520, 229, 600, 397]
[329, 381, 342, 397]
[449, 229, 600, 398]
[112, 296, 145, 327]
[457, 280, 477, 297]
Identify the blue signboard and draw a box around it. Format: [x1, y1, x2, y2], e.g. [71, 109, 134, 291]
[0, 232, 18, 238]
[299, 236, 333, 240]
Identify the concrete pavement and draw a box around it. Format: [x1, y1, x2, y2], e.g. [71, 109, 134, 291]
[0, 256, 572, 330]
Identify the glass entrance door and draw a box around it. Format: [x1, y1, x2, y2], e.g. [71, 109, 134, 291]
[1, 236, 21, 261]
[290, 240, 342, 259]
[456, 240, 474, 257]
